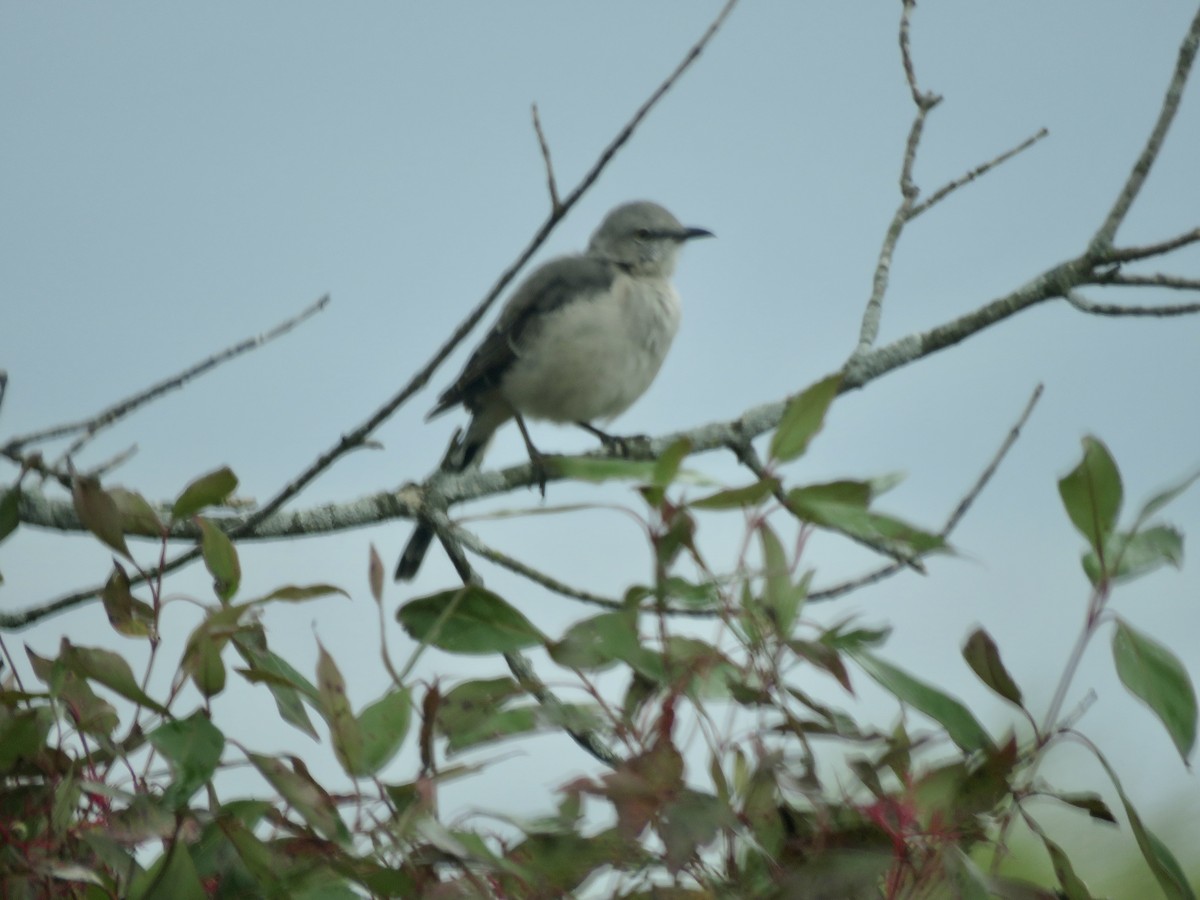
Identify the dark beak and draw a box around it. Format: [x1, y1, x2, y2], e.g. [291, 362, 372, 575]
[680, 226, 715, 241]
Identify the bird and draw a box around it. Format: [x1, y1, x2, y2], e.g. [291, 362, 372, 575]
[395, 200, 713, 581]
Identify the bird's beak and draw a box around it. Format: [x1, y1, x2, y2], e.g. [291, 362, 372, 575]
[680, 226, 715, 241]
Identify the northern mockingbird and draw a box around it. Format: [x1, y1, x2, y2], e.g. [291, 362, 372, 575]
[395, 200, 713, 580]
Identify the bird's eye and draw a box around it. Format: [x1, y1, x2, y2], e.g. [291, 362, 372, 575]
[634, 228, 652, 240]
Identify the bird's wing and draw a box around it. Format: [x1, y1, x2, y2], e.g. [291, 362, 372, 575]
[428, 254, 617, 418]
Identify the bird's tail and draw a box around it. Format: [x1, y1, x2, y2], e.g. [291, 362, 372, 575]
[394, 425, 491, 581]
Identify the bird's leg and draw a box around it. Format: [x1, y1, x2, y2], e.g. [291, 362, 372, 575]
[514, 412, 549, 497]
[575, 421, 649, 458]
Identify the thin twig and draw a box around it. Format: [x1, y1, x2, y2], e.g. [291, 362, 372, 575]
[898, 0, 928, 108]
[909, 127, 1049, 221]
[531, 104, 561, 212]
[855, 0, 941, 355]
[84, 444, 139, 479]
[1106, 226, 1200, 263]
[810, 383, 1043, 602]
[1066, 288, 1200, 317]
[1089, 6, 1200, 254]
[451, 523, 725, 619]
[1094, 272, 1200, 291]
[4, 295, 330, 457]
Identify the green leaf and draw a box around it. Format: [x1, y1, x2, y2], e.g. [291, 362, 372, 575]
[1052, 791, 1117, 824]
[0, 485, 21, 544]
[181, 608, 245, 700]
[171, 466, 238, 521]
[848, 650, 993, 753]
[59, 675, 120, 737]
[233, 630, 320, 739]
[71, 474, 131, 559]
[316, 641, 365, 777]
[356, 687, 412, 776]
[196, 516, 240, 603]
[185, 634, 227, 698]
[769, 373, 842, 463]
[233, 630, 319, 702]
[549, 611, 644, 671]
[1112, 619, 1196, 764]
[690, 479, 777, 510]
[1058, 436, 1122, 566]
[663, 636, 738, 699]
[244, 584, 350, 605]
[101, 563, 156, 639]
[659, 789, 735, 873]
[651, 437, 692, 489]
[0, 708, 53, 772]
[217, 817, 286, 889]
[786, 482, 945, 557]
[787, 639, 852, 692]
[758, 522, 806, 636]
[130, 841, 206, 900]
[445, 706, 539, 753]
[1137, 469, 1200, 523]
[1093, 748, 1196, 900]
[438, 677, 523, 733]
[397, 586, 545, 654]
[108, 487, 165, 537]
[961, 628, 1023, 707]
[1083, 525, 1184, 586]
[1041, 833, 1095, 900]
[148, 712, 225, 809]
[246, 753, 349, 845]
[59, 639, 167, 714]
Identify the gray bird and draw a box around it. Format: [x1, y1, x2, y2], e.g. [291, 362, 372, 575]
[396, 200, 713, 580]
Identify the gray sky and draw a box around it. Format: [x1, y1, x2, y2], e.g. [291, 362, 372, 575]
[3, 1, 1199, 883]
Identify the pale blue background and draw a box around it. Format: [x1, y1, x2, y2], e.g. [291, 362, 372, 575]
[3, 1, 1199, 885]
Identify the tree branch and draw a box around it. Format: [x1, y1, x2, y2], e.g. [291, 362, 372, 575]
[1088, 5, 1200, 254]
[2, 294, 330, 462]
[1065, 289, 1200, 318]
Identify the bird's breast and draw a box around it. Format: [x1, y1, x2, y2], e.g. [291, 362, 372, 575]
[500, 274, 681, 424]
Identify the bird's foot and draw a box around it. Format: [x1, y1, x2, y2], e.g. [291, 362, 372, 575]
[577, 421, 650, 458]
[528, 446, 549, 497]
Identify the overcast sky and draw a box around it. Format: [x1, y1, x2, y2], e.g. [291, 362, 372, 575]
[3, 1, 1199, 885]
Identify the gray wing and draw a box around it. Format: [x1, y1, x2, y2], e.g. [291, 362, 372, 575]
[428, 254, 618, 418]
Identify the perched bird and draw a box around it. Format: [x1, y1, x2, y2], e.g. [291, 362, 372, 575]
[396, 200, 713, 580]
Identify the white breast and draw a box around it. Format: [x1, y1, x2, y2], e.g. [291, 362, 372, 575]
[500, 272, 681, 424]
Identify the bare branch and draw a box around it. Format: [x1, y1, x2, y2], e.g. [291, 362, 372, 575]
[84, 444, 139, 479]
[855, 0, 942, 355]
[898, 0, 939, 109]
[909, 127, 1049, 221]
[3, 295, 330, 458]
[1107, 226, 1200, 263]
[1094, 272, 1200, 291]
[531, 104, 561, 212]
[810, 383, 1043, 602]
[1089, 6, 1200, 253]
[1066, 289, 1200, 318]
